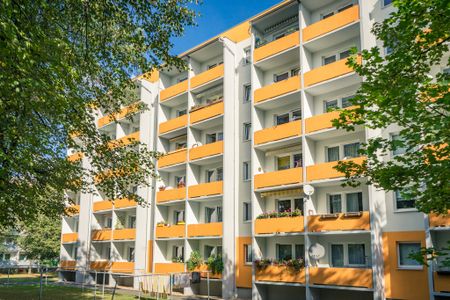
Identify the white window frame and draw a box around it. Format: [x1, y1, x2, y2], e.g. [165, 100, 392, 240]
[243, 122, 251, 141]
[244, 244, 252, 265]
[172, 245, 184, 261]
[176, 108, 187, 117]
[329, 242, 368, 267]
[397, 242, 423, 270]
[322, 47, 354, 66]
[393, 190, 417, 213]
[275, 151, 302, 170]
[275, 197, 303, 213]
[390, 133, 407, 156]
[128, 246, 135, 262]
[274, 108, 302, 126]
[243, 161, 250, 181]
[205, 131, 223, 144]
[243, 84, 251, 103]
[243, 48, 251, 65]
[243, 202, 252, 222]
[327, 191, 364, 213]
[325, 140, 361, 162]
[205, 167, 222, 183]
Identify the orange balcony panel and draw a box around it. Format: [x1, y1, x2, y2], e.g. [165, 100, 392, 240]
[254, 167, 302, 190]
[255, 216, 304, 234]
[156, 224, 185, 238]
[93, 201, 113, 212]
[159, 114, 188, 134]
[188, 222, 223, 238]
[191, 64, 224, 89]
[98, 102, 140, 128]
[111, 262, 134, 274]
[190, 101, 224, 124]
[306, 157, 365, 182]
[254, 120, 301, 145]
[61, 233, 78, 243]
[91, 229, 112, 241]
[194, 264, 222, 279]
[154, 263, 185, 274]
[160, 80, 188, 102]
[304, 56, 361, 87]
[157, 188, 186, 203]
[434, 272, 450, 293]
[429, 211, 450, 228]
[254, 31, 299, 62]
[308, 212, 370, 232]
[188, 181, 223, 198]
[115, 198, 137, 209]
[303, 5, 360, 42]
[108, 131, 140, 149]
[90, 261, 110, 271]
[305, 106, 357, 134]
[60, 260, 76, 270]
[310, 267, 373, 289]
[256, 266, 305, 284]
[189, 141, 224, 161]
[158, 149, 187, 168]
[254, 76, 301, 104]
[113, 228, 136, 240]
[68, 152, 83, 162]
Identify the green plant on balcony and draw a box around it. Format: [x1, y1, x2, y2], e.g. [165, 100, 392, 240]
[206, 254, 223, 275]
[186, 250, 203, 271]
[156, 221, 167, 227]
[255, 257, 305, 272]
[256, 209, 302, 219]
[172, 256, 184, 263]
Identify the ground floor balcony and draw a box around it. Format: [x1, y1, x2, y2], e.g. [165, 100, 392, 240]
[193, 264, 222, 279]
[255, 216, 304, 235]
[155, 224, 185, 239]
[308, 212, 370, 232]
[110, 262, 134, 273]
[154, 262, 185, 274]
[254, 168, 302, 190]
[187, 222, 222, 238]
[309, 267, 372, 289]
[256, 265, 305, 284]
[60, 260, 76, 270]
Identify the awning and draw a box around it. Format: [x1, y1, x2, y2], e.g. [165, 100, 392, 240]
[261, 188, 303, 198]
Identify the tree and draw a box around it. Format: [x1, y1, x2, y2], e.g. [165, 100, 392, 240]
[334, 0, 450, 214]
[0, 0, 197, 227]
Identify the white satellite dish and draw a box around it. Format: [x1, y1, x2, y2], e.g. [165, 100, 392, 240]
[309, 243, 325, 260]
[304, 184, 315, 196]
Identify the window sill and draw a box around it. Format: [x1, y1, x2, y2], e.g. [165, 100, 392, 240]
[397, 266, 423, 271]
[394, 208, 418, 213]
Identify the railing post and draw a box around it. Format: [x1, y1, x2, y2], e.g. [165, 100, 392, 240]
[207, 271, 210, 300]
[39, 266, 43, 300]
[94, 271, 97, 300]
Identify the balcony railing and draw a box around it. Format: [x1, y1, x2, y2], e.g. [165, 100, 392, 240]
[188, 181, 223, 198]
[91, 229, 112, 241]
[154, 263, 185, 274]
[108, 131, 140, 149]
[112, 228, 136, 240]
[157, 187, 186, 203]
[93, 201, 113, 212]
[256, 265, 305, 284]
[254, 76, 301, 104]
[60, 260, 76, 270]
[303, 5, 360, 42]
[255, 216, 304, 235]
[155, 224, 185, 238]
[190, 100, 224, 124]
[304, 56, 361, 87]
[308, 212, 370, 232]
[160, 80, 188, 102]
[190, 65, 224, 89]
[309, 267, 373, 289]
[114, 198, 137, 209]
[111, 262, 135, 273]
[434, 271, 450, 293]
[194, 264, 222, 279]
[90, 261, 110, 271]
[189, 141, 224, 161]
[187, 222, 223, 237]
[158, 149, 187, 168]
[254, 167, 302, 190]
[61, 233, 78, 243]
[254, 31, 300, 62]
[306, 157, 365, 182]
[97, 102, 140, 128]
[254, 120, 301, 145]
[159, 114, 188, 135]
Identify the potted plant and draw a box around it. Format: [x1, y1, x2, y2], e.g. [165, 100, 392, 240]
[158, 185, 166, 191]
[186, 250, 203, 271]
[176, 221, 185, 225]
[156, 221, 167, 227]
[206, 254, 223, 275]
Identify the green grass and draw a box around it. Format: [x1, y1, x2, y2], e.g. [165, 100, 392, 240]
[0, 273, 58, 283]
[0, 284, 155, 300]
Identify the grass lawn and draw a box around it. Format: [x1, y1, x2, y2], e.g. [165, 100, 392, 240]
[0, 284, 156, 300]
[0, 273, 58, 284]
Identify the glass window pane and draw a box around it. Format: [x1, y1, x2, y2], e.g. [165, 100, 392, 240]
[331, 244, 344, 267]
[329, 195, 342, 213]
[348, 244, 365, 265]
[275, 72, 289, 82]
[327, 146, 340, 162]
[346, 192, 363, 212]
[206, 170, 214, 183]
[277, 244, 292, 260]
[277, 200, 291, 213]
[293, 153, 302, 168]
[344, 142, 360, 158]
[216, 168, 223, 181]
[205, 207, 214, 223]
[399, 243, 421, 266]
[395, 190, 416, 209]
[338, 4, 353, 12]
[244, 84, 251, 102]
[204, 245, 214, 259]
[276, 113, 290, 125]
[217, 132, 224, 141]
[206, 134, 216, 144]
[322, 12, 334, 19]
[245, 245, 252, 263]
[294, 198, 303, 213]
[339, 49, 352, 59]
[277, 156, 291, 170]
[325, 99, 338, 112]
[324, 55, 336, 65]
[295, 244, 305, 260]
[383, 0, 392, 6]
[341, 95, 355, 108]
[291, 109, 302, 121]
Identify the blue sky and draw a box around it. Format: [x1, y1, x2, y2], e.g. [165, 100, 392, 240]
[171, 0, 281, 55]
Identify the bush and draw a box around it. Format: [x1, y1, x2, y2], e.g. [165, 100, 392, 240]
[186, 250, 202, 271]
[254, 257, 304, 272]
[205, 255, 223, 275]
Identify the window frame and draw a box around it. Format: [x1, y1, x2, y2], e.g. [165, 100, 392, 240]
[243, 84, 251, 103]
[243, 202, 252, 222]
[394, 189, 417, 212]
[243, 122, 252, 141]
[397, 242, 422, 270]
[382, 0, 393, 8]
[243, 161, 250, 181]
[328, 191, 364, 213]
[244, 244, 253, 265]
[330, 242, 368, 268]
[325, 140, 361, 162]
[276, 151, 302, 170]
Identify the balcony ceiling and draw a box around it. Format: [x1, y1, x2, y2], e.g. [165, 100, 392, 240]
[189, 40, 223, 63]
[252, 2, 298, 33]
[301, 0, 337, 11]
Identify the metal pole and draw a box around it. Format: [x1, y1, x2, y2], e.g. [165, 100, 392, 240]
[111, 280, 118, 300]
[39, 266, 43, 300]
[207, 272, 210, 300]
[7, 268, 10, 286]
[156, 276, 159, 300]
[102, 270, 106, 299]
[94, 271, 97, 300]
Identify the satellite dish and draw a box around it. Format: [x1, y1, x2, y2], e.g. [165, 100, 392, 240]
[309, 243, 325, 260]
[304, 184, 315, 196]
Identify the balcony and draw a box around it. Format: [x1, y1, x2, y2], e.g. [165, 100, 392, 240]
[111, 262, 134, 273]
[303, 5, 360, 42]
[157, 188, 186, 204]
[61, 233, 78, 244]
[434, 271, 450, 293]
[155, 224, 185, 239]
[90, 261, 110, 271]
[305, 109, 354, 134]
[429, 211, 450, 228]
[308, 212, 370, 232]
[97, 102, 140, 128]
[159, 115, 188, 135]
[158, 149, 187, 169]
[254, 168, 302, 190]
[254, 76, 301, 104]
[194, 264, 222, 279]
[306, 157, 365, 182]
[255, 216, 304, 235]
[254, 120, 301, 146]
[254, 31, 299, 62]
[309, 267, 373, 289]
[93, 201, 113, 212]
[115, 198, 137, 209]
[160, 80, 188, 102]
[91, 229, 112, 241]
[304, 56, 361, 88]
[190, 64, 224, 90]
[190, 101, 224, 124]
[187, 222, 222, 238]
[256, 265, 305, 284]
[60, 260, 76, 270]
[108, 131, 140, 149]
[154, 262, 185, 274]
[188, 181, 223, 199]
[189, 141, 223, 161]
[112, 228, 136, 240]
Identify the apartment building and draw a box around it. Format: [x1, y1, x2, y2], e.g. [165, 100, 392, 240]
[59, 0, 450, 299]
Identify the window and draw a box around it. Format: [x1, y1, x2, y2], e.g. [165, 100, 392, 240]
[327, 146, 340, 162]
[395, 190, 416, 210]
[217, 206, 223, 222]
[322, 11, 334, 19]
[341, 95, 355, 108]
[204, 245, 214, 259]
[217, 246, 223, 256]
[243, 162, 250, 181]
[276, 113, 290, 125]
[338, 3, 353, 12]
[277, 244, 292, 260]
[339, 49, 352, 59]
[331, 244, 344, 267]
[348, 244, 365, 265]
[385, 46, 393, 55]
[346, 192, 363, 212]
[276, 109, 301, 125]
[294, 198, 304, 213]
[3, 253, 10, 261]
[293, 153, 302, 168]
[398, 243, 421, 267]
[19, 254, 27, 261]
[244, 244, 252, 264]
[175, 176, 185, 187]
[243, 84, 251, 102]
[175, 142, 187, 150]
[274, 72, 289, 82]
[206, 167, 222, 183]
[277, 199, 291, 213]
[243, 202, 252, 222]
[325, 99, 338, 112]
[206, 132, 223, 144]
[243, 48, 251, 65]
[178, 77, 188, 83]
[173, 246, 184, 261]
[207, 63, 217, 70]
[217, 167, 223, 181]
[176, 109, 187, 117]
[323, 54, 337, 65]
[174, 210, 185, 224]
[105, 217, 113, 229]
[291, 67, 300, 76]
[128, 247, 135, 262]
[291, 109, 302, 121]
[295, 244, 305, 260]
[206, 170, 214, 183]
[128, 216, 136, 228]
[382, 0, 393, 7]
[277, 155, 291, 170]
[243, 123, 251, 141]
[205, 207, 215, 223]
[106, 247, 111, 260]
[392, 134, 407, 155]
[343, 142, 360, 158]
[329, 194, 342, 213]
